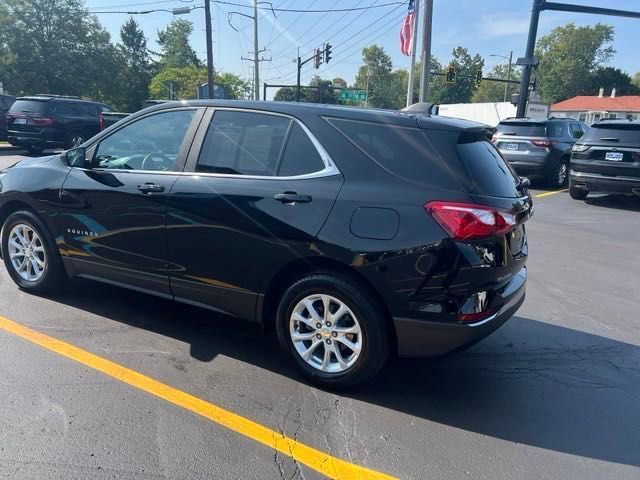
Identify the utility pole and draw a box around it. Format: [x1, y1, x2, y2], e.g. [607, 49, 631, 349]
[419, 0, 433, 103]
[504, 50, 513, 103]
[405, 0, 420, 107]
[253, 0, 259, 100]
[204, 0, 215, 99]
[516, 0, 543, 117]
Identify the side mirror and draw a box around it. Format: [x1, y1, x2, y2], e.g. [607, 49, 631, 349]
[64, 147, 89, 168]
[519, 177, 531, 189]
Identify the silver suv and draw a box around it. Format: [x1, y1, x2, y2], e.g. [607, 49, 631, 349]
[493, 117, 589, 187]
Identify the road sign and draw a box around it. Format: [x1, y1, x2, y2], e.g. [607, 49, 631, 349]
[339, 89, 367, 101]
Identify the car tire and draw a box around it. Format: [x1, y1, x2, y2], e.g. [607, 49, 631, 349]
[26, 145, 43, 155]
[569, 185, 588, 200]
[547, 157, 569, 188]
[66, 131, 86, 149]
[1, 211, 65, 293]
[276, 273, 389, 389]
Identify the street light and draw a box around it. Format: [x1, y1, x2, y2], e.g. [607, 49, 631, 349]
[490, 51, 513, 103]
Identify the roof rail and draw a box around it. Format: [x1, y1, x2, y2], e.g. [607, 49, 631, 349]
[35, 93, 82, 99]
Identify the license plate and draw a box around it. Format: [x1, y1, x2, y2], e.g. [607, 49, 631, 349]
[13, 118, 27, 125]
[505, 143, 519, 151]
[605, 151, 624, 162]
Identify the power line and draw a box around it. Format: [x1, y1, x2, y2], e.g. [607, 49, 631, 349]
[214, 1, 404, 13]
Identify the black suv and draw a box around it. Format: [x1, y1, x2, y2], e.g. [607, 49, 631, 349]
[0, 94, 16, 140]
[0, 101, 531, 388]
[6, 95, 113, 153]
[493, 117, 588, 187]
[569, 120, 640, 200]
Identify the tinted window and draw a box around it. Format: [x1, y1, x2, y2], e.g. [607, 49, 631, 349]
[94, 109, 196, 171]
[278, 124, 325, 176]
[581, 123, 640, 144]
[327, 118, 462, 191]
[197, 111, 290, 176]
[496, 122, 546, 136]
[457, 140, 520, 198]
[8, 100, 49, 115]
[51, 102, 80, 116]
[569, 123, 584, 139]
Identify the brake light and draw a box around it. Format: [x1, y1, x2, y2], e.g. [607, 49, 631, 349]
[99, 113, 105, 131]
[491, 134, 498, 143]
[530, 138, 554, 148]
[425, 201, 517, 241]
[31, 117, 54, 126]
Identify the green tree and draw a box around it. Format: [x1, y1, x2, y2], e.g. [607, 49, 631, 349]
[428, 47, 484, 104]
[354, 45, 405, 109]
[216, 72, 251, 100]
[157, 19, 200, 69]
[149, 67, 249, 100]
[633, 72, 640, 90]
[273, 76, 338, 104]
[1, 0, 119, 100]
[473, 63, 521, 103]
[117, 17, 152, 111]
[535, 23, 615, 103]
[581, 67, 639, 96]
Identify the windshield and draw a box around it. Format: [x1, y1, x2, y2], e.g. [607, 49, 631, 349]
[496, 122, 547, 137]
[581, 123, 640, 144]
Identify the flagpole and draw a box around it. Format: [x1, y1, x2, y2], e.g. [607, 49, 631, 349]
[406, 0, 420, 108]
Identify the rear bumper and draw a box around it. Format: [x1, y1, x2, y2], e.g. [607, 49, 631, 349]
[393, 267, 527, 357]
[7, 131, 63, 149]
[570, 171, 640, 195]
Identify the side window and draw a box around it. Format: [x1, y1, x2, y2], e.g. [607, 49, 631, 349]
[578, 113, 587, 122]
[197, 111, 290, 176]
[569, 123, 584, 139]
[546, 122, 563, 137]
[278, 124, 325, 176]
[94, 109, 197, 171]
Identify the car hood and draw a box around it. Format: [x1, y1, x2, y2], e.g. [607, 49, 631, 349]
[4, 154, 60, 172]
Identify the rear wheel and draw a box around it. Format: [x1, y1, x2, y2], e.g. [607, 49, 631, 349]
[1, 211, 65, 293]
[66, 131, 86, 149]
[546, 157, 569, 188]
[276, 273, 389, 389]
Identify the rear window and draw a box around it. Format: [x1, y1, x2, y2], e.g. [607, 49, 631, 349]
[497, 122, 546, 137]
[457, 140, 521, 198]
[8, 100, 50, 115]
[581, 123, 640, 144]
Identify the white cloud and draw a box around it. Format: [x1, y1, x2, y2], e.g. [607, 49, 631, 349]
[478, 13, 531, 38]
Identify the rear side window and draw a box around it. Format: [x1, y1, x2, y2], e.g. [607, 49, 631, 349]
[278, 124, 325, 176]
[197, 111, 290, 176]
[8, 100, 49, 115]
[457, 140, 520, 198]
[326, 118, 462, 190]
[496, 122, 546, 137]
[581, 123, 640, 144]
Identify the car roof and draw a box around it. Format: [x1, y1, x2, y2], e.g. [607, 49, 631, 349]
[16, 96, 102, 105]
[499, 117, 573, 124]
[144, 99, 489, 132]
[591, 119, 640, 126]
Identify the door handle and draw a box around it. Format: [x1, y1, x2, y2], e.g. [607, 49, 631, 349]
[137, 183, 165, 194]
[274, 192, 312, 204]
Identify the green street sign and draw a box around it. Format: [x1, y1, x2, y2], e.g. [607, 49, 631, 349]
[340, 89, 367, 101]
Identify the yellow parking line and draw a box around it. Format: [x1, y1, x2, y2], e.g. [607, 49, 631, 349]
[0, 315, 397, 480]
[535, 189, 568, 198]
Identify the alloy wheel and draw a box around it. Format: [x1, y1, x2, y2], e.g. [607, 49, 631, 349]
[289, 294, 363, 374]
[558, 162, 568, 186]
[71, 135, 85, 147]
[7, 224, 47, 282]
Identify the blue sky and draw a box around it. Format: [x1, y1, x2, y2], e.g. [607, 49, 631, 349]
[86, 0, 640, 99]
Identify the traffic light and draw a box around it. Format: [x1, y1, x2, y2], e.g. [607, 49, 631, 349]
[476, 69, 482, 85]
[445, 66, 456, 84]
[314, 49, 321, 69]
[324, 43, 333, 64]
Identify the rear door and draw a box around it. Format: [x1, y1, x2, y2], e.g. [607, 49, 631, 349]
[573, 123, 640, 178]
[166, 108, 343, 320]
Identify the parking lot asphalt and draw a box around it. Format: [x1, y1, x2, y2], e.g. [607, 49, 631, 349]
[1, 147, 639, 480]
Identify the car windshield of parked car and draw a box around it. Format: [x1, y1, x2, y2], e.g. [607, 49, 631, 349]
[94, 109, 196, 171]
[581, 122, 640, 144]
[496, 122, 547, 137]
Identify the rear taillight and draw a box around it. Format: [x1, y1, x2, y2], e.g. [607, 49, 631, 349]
[425, 201, 517, 241]
[491, 135, 498, 143]
[31, 117, 54, 126]
[99, 113, 105, 131]
[530, 138, 554, 148]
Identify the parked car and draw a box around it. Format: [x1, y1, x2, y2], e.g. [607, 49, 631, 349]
[0, 94, 16, 140]
[99, 111, 130, 130]
[493, 117, 588, 187]
[6, 95, 113, 153]
[0, 101, 532, 388]
[569, 119, 640, 200]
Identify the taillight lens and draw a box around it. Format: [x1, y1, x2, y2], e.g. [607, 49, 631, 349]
[530, 138, 554, 148]
[99, 113, 105, 130]
[491, 134, 498, 143]
[425, 201, 517, 241]
[31, 117, 54, 126]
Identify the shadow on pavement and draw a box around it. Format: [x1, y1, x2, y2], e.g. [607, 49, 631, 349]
[585, 194, 640, 212]
[46, 280, 640, 468]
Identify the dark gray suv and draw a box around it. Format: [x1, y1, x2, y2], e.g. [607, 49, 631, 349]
[493, 117, 588, 187]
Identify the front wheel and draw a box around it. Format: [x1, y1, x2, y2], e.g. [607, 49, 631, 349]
[276, 274, 389, 389]
[1, 211, 65, 293]
[66, 132, 86, 149]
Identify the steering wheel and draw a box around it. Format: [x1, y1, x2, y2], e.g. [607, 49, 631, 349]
[141, 152, 174, 171]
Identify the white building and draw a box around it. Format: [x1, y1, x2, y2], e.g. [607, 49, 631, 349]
[551, 89, 640, 124]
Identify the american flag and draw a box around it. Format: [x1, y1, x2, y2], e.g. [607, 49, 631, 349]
[400, 0, 416, 56]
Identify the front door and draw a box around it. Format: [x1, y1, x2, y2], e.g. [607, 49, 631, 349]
[57, 108, 203, 296]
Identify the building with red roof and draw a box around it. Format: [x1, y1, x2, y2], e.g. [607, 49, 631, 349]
[551, 89, 640, 124]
